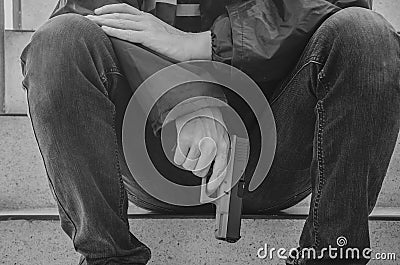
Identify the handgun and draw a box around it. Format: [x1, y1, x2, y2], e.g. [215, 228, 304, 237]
[200, 136, 249, 243]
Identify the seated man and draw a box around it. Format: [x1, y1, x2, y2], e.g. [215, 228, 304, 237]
[20, 0, 400, 264]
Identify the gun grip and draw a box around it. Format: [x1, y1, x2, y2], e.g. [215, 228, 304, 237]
[199, 136, 249, 243]
[200, 177, 217, 204]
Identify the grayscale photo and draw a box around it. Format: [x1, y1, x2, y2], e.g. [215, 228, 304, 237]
[0, 0, 399, 264]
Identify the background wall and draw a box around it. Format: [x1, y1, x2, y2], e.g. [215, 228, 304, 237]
[6, 0, 400, 31]
[2, 0, 400, 114]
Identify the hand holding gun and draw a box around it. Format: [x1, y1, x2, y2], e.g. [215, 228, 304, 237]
[200, 136, 249, 243]
[173, 107, 249, 243]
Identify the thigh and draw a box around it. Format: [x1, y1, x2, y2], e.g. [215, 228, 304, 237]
[241, 6, 395, 213]
[247, 6, 400, 214]
[241, 43, 328, 213]
[241, 68, 317, 213]
[110, 40, 214, 213]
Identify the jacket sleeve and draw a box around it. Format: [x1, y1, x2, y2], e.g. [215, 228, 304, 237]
[211, 0, 372, 84]
[330, 0, 372, 8]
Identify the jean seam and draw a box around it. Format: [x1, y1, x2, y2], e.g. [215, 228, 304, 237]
[100, 71, 127, 223]
[106, 73, 127, 222]
[127, 191, 176, 213]
[26, 90, 79, 249]
[101, 68, 123, 97]
[271, 58, 324, 105]
[106, 67, 122, 76]
[112, 107, 126, 222]
[240, 18, 244, 70]
[255, 187, 312, 213]
[317, 69, 331, 98]
[20, 59, 28, 90]
[313, 100, 327, 249]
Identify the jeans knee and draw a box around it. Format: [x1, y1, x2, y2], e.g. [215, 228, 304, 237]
[323, 7, 399, 57]
[24, 13, 113, 71]
[36, 14, 107, 57]
[314, 7, 400, 98]
[22, 13, 119, 94]
[22, 14, 118, 117]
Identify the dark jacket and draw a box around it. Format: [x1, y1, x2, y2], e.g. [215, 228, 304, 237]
[49, 0, 373, 131]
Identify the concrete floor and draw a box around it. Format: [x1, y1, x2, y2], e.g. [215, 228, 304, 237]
[0, 219, 399, 265]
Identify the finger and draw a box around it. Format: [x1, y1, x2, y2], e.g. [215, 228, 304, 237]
[195, 137, 217, 172]
[87, 17, 146, 31]
[192, 165, 211, 178]
[174, 139, 189, 166]
[89, 13, 144, 22]
[207, 141, 229, 194]
[101, 26, 144, 43]
[95, 3, 143, 15]
[192, 153, 215, 178]
[192, 137, 215, 178]
[182, 144, 200, 171]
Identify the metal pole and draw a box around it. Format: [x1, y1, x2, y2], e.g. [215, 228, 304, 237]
[12, 0, 21, 29]
[0, 0, 6, 113]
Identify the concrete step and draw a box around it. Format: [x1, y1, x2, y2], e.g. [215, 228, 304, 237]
[0, 219, 399, 265]
[2, 206, 400, 221]
[2, 3, 400, 114]
[0, 116, 399, 211]
[373, 0, 400, 30]
[17, 0, 58, 30]
[4, 30, 32, 114]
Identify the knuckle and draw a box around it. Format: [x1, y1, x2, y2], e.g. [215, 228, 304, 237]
[183, 164, 191, 171]
[193, 171, 201, 177]
[144, 14, 153, 20]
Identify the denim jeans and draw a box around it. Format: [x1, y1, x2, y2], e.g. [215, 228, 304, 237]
[20, 7, 400, 265]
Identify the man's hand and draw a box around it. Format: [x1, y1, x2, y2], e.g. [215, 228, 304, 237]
[174, 108, 230, 194]
[86, 4, 211, 62]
